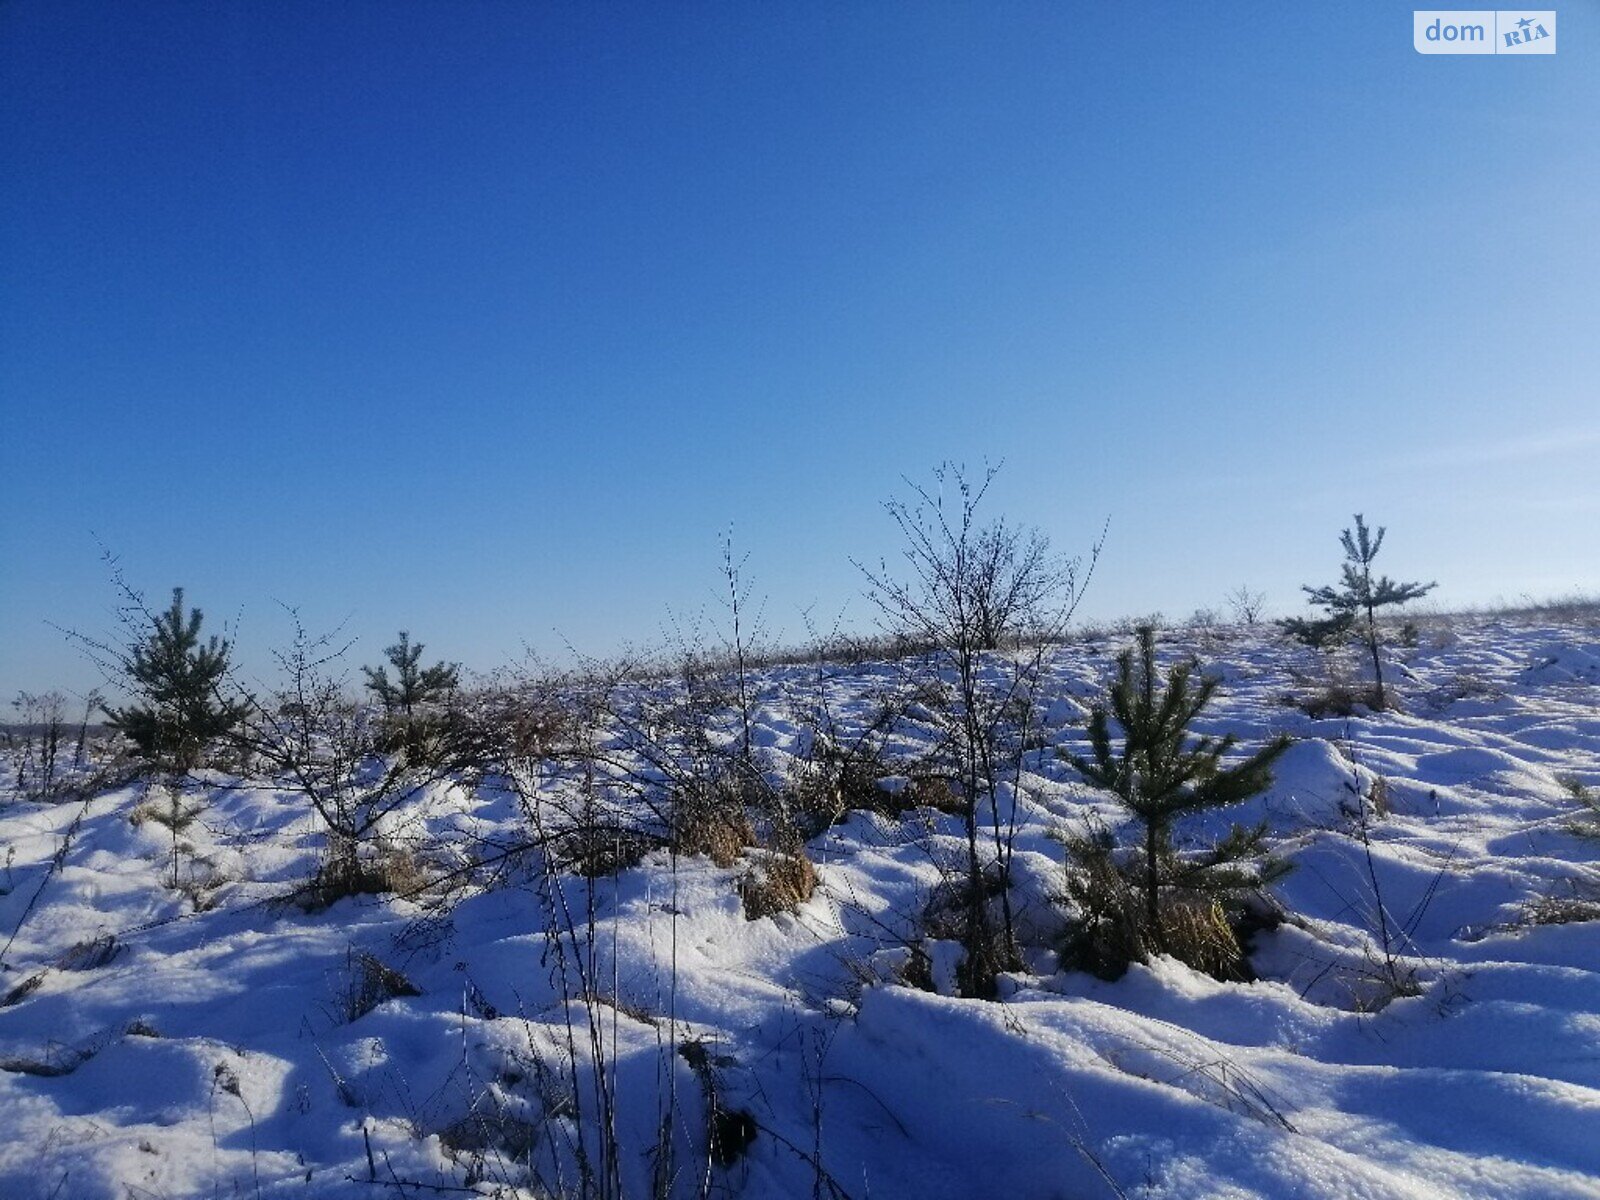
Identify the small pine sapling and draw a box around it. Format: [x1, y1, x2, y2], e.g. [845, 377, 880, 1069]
[104, 588, 247, 773]
[98, 588, 246, 893]
[1282, 515, 1435, 709]
[363, 631, 459, 716]
[363, 632, 460, 757]
[1065, 627, 1292, 979]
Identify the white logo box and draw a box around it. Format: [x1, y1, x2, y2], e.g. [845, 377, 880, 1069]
[1414, 10, 1556, 54]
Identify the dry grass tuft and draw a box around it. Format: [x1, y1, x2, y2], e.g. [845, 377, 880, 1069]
[0, 1044, 95, 1077]
[301, 837, 433, 910]
[55, 933, 120, 972]
[1161, 894, 1251, 982]
[1519, 894, 1600, 927]
[789, 752, 895, 834]
[672, 785, 757, 867]
[438, 1111, 542, 1168]
[1291, 679, 1378, 719]
[453, 686, 575, 765]
[904, 774, 965, 815]
[339, 950, 421, 1023]
[1060, 833, 1255, 982]
[553, 823, 660, 878]
[0, 972, 46, 1008]
[739, 850, 817, 920]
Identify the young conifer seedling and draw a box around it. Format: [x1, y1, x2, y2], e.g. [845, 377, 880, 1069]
[105, 588, 247, 773]
[1065, 627, 1291, 979]
[363, 631, 460, 757]
[1282, 515, 1435, 709]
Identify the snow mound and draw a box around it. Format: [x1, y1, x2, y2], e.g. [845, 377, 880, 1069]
[1522, 642, 1600, 686]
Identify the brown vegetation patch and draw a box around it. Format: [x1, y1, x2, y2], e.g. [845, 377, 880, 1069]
[904, 774, 965, 815]
[340, 950, 422, 1023]
[672, 791, 756, 868]
[553, 824, 661, 878]
[740, 851, 817, 920]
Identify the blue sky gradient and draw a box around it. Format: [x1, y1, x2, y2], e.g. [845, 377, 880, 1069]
[3, 2, 1598, 697]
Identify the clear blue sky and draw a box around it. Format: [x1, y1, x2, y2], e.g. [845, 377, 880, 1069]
[3, 2, 1598, 699]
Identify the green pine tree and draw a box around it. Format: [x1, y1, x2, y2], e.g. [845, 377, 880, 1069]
[363, 632, 459, 757]
[105, 588, 246, 772]
[1282, 514, 1435, 708]
[363, 632, 458, 716]
[1065, 627, 1291, 978]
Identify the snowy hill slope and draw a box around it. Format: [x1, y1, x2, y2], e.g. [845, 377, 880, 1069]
[2, 620, 1598, 1199]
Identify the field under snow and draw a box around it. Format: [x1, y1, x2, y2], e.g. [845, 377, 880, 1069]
[3, 618, 1600, 1200]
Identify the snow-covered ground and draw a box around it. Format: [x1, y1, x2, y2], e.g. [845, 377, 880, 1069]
[2, 618, 1598, 1199]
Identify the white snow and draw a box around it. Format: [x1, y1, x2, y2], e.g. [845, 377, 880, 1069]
[2, 616, 1598, 1198]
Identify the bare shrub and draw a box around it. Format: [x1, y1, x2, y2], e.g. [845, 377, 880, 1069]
[573, 641, 778, 870]
[857, 462, 1099, 998]
[785, 692, 915, 835]
[965, 519, 1070, 652]
[9, 691, 66, 799]
[1114, 612, 1166, 636]
[1227, 586, 1267, 626]
[1186, 606, 1226, 653]
[236, 612, 470, 906]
